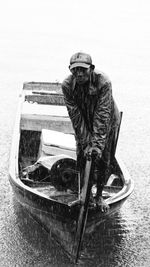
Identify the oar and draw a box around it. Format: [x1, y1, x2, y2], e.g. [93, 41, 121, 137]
[72, 153, 95, 263]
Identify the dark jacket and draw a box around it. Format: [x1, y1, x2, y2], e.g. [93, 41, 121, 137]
[62, 70, 120, 164]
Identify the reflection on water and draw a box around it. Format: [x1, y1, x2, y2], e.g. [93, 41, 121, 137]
[12, 196, 139, 267]
[12, 198, 74, 267]
[79, 207, 136, 267]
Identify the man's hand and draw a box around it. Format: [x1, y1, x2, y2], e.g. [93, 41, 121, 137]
[84, 145, 102, 159]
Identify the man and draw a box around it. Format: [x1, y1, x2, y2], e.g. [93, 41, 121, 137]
[62, 52, 120, 212]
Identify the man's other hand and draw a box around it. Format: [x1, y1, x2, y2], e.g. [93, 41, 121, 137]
[84, 146, 102, 159]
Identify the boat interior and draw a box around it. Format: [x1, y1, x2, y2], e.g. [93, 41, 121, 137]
[18, 83, 124, 205]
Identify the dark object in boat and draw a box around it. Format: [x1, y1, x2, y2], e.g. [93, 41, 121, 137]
[50, 158, 78, 191]
[22, 163, 51, 182]
[22, 158, 78, 192]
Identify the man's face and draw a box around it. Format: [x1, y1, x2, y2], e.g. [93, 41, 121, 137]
[71, 67, 91, 84]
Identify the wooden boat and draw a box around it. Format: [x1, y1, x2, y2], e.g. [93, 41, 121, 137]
[9, 82, 134, 262]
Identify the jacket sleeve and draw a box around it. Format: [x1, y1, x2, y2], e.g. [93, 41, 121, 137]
[62, 82, 90, 148]
[91, 81, 112, 153]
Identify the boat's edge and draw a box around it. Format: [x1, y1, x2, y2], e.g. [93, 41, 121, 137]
[106, 151, 134, 205]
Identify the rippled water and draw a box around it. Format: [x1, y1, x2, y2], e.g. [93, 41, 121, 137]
[0, 1, 150, 266]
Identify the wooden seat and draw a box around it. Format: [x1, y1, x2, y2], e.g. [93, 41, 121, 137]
[39, 129, 76, 158]
[21, 102, 73, 133]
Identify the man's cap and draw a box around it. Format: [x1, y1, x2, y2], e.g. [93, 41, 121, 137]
[69, 52, 93, 70]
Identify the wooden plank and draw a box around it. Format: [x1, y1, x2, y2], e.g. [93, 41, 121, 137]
[22, 102, 68, 117]
[23, 82, 62, 93]
[20, 117, 74, 133]
[41, 129, 76, 150]
[39, 146, 76, 159]
[21, 102, 74, 132]
[25, 94, 65, 105]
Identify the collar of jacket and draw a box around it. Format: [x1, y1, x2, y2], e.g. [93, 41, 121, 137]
[72, 71, 98, 95]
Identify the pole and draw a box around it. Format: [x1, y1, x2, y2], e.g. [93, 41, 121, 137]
[72, 153, 95, 263]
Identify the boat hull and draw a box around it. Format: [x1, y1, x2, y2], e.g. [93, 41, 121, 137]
[9, 170, 130, 260]
[9, 82, 134, 261]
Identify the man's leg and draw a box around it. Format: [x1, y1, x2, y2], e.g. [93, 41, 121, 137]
[95, 160, 110, 212]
